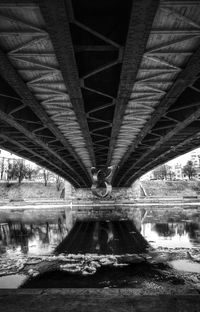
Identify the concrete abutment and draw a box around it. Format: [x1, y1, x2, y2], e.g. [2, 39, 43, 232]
[64, 180, 143, 231]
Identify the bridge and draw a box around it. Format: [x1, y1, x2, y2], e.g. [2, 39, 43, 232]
[0, 0, 200, 191]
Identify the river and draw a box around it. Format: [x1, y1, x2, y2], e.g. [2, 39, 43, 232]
[0, 206, 199, 289]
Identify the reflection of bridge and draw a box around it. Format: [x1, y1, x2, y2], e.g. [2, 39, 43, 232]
[1, 1, 200, 190]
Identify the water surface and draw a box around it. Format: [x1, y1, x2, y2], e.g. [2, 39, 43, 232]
[0, 207, 199, 288]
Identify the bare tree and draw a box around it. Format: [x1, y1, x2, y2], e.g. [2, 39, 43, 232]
[14, 160, 27, 184]
[0, 157, 5, 180]
[183, 161, 196, 180]
[56, 175, 64, 191]
[26, 165, 40, 181]
[153, 164, 168, 180]
[153, 164, 175, 180]
[7, 162, 13, 181]
[43, 169, 50, 186]
[8, 160, 28, 184]
[167, 166, 175, 180]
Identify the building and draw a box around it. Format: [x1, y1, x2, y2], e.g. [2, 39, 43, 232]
[174, 163, 183, 180]
[190, 151, 200, 179]
[191, 151, 200, 168]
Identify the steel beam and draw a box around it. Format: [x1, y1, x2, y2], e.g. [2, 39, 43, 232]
[114, 43, 200, 186]
[106, 0, 159, 167]
[39, 0, 96, 168]
[0, 133, 75, 183]
[0, 48, 91, 186]
[0, 110, 87, 187]
[121, 103, 200, 186]
[127, 131, 200, 184]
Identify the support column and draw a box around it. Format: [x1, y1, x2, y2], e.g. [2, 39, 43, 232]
[67, 181, 142, 229]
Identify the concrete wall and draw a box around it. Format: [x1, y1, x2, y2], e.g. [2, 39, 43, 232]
[69, 206, 142, 231]
[65, 180, 142, 201]
[63, 181, 143, 230]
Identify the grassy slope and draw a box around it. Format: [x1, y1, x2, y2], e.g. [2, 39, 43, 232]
[0, 181, 62, 200]
[1, 180, 200, 200]
[141, 180, 200, 197]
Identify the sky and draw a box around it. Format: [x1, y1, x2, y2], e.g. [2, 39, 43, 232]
[0, 149, 20, 159]
[0, 149, 36, 167]
[167, 147, 200, 168]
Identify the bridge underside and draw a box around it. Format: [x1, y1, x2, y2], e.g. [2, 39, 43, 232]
[1, 0, 200, 188]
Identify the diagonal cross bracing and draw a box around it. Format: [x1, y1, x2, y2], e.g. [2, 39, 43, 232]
[106, 0, 160, 168]
[39, 0, 96, 169]
[0, 109, 86, 187]
[0, 133, 78, 186]
[115, 46, 200, 185]
[0, 1, 93, 186]
[1, 0, 200, 188]
[112, 0, 200, 186]
[0, 49, 90, 186]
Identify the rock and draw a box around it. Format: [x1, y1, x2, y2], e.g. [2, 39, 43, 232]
[118, 254, 145, 264]
[28, 269, 34, 275]
[187, 252, 200, 263]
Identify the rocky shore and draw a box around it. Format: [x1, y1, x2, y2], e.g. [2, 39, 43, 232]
[0, 247, 199, 293]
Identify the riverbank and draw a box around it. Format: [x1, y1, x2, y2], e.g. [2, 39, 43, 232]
[0, 246, 200, 293]
[0, 199, 200, 216]
[0, 180, 200, 203]
[141, 180, 200, 197]
[0, 205, 199, 301]
[0, 181, 63, 201]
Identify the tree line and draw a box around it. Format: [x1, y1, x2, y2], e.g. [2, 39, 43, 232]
[0, 157, 63, 189]
[152, 161, 197, 180]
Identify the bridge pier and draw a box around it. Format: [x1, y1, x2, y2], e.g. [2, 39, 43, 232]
[55, 181, 149, 254]
[64, 181, 143, 231]
[58, 183, 146, 254]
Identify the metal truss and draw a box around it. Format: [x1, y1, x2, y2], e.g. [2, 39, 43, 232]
[0, 0, 92, 186]
[113, 0, 200, 186]
[1, 0, 200, 188]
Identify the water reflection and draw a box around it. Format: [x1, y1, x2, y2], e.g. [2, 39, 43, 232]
[0, 208, 200, 257]
[170, 260, 200, 273]
[0, 207, 200, 289]
[55, 220, 148, 255]
[142, 221, 200, 248]
[0, 218, 67, 256]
